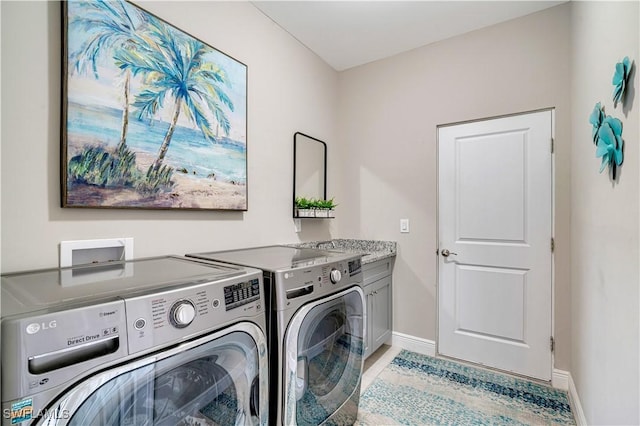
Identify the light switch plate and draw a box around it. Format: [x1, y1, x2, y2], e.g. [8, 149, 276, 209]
[400, 219, 410, 233]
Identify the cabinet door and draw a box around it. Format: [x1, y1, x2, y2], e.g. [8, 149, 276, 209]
[370, 276, 392, 353]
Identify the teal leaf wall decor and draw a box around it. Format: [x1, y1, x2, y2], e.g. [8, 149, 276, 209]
[595, 115, 624, 179]
[612, 56, 632, 107]
[589, 102, 604, 144]
[590, 57, 633, 181]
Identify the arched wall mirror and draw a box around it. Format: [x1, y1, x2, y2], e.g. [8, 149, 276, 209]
[293, 132, 327, 218]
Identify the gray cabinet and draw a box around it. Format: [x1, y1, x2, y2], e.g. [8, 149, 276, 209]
[363, 257, 395, 359]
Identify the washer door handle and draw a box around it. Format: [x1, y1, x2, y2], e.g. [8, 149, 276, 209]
[296, 356, 308, 400]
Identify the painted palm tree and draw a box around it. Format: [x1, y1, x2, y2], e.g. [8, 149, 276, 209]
[69, 0, 147, 152]
[114, 16, 234, 171]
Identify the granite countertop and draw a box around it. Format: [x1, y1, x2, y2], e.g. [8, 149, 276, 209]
[289, 239, 396, 264]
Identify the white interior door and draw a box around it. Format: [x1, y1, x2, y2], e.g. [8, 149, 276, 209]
[437, 110, 553, 381]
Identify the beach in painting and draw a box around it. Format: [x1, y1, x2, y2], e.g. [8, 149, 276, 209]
[66, 150, 246, 210]
[66, 102, 247, 210]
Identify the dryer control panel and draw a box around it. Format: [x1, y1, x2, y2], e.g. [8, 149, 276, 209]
[273, 256, 364, 311]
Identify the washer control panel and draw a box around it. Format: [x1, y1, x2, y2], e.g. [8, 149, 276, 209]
[125, 272, 263, 354]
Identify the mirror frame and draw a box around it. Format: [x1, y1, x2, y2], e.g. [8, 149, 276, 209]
[293, 132, 327, 218]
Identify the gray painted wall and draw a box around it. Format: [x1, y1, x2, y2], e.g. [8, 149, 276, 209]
[336, 4, 573, 370]
[570, 2, 639, 424]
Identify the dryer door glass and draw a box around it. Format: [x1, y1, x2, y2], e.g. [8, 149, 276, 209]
[284, 287, 365, 425]
[59, 329, 263, 426]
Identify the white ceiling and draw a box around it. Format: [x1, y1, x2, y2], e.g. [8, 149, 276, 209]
[252, 1, 566, 71]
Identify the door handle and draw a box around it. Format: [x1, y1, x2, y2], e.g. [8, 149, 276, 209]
[441, 249, 458, 257]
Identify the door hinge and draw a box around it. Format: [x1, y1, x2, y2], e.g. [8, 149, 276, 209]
[551, 137, 555, 154]
[551, 238, 555, 253]
[550, 336, 555, 352]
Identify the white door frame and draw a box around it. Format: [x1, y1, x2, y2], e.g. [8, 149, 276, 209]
[435, 108, 556, 380]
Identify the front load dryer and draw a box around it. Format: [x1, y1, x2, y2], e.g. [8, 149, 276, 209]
[187, 245, 365, 425]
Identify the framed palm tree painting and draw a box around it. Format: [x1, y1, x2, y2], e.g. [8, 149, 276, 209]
[62, 0, 247, 210]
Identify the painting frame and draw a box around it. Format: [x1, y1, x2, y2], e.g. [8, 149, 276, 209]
[61, 0, 248, 211]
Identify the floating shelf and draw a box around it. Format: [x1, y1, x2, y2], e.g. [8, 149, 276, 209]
[293, 216, 335, 219]
[294, 209, 335, 219]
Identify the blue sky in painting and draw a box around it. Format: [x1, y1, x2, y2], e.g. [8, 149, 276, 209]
[66, 0, 247, 144]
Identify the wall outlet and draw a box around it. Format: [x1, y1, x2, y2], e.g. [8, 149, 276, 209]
[400, 219, 410, 233]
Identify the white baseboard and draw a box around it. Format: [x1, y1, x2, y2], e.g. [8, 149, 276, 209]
[552, 368, 569, 390]
[568, 373, 587, 426]
[553, 369, 587, 425]
[391, 331, 436, 357]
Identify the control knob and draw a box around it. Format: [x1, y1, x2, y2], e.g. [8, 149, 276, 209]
[329, 268, 342, 284]
[169, 300, 196, 328]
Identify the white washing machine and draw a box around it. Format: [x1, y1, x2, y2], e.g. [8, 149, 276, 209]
[187, 246, 365, 425]
[1, 256, 268, 426]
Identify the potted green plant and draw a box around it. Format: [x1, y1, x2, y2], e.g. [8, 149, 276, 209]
[294, 197, 336, 218]
[315, 198, 337, 217]
[295, 196, 316, 217]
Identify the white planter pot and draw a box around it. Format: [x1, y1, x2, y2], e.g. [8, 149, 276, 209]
[297, 209, 316, 218]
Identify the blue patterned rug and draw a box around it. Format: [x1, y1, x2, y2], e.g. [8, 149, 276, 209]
[356, 350, 575, 425]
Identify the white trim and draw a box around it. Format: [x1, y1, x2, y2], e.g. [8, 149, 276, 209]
[552, 368, 569, 390]
[391, 331, 436, 357]
[568, 373, 587, 426]
[554, 368, 587, 425]
[554, 369, 588, 425]
[550, 108, 557, 385]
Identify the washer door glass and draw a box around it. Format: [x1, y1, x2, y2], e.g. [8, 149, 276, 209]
[284, 286, 364, 425]
[65, 330, 262, 426]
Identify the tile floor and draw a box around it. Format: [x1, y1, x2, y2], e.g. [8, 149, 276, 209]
[361, 344, 402, 392]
